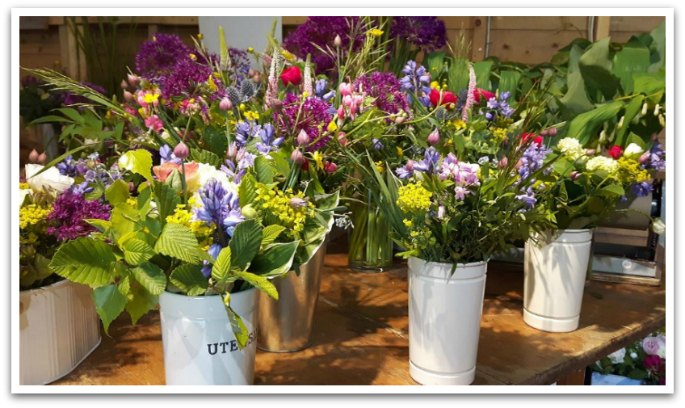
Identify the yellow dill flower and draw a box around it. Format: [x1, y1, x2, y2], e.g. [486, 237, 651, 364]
[244, 111, 260, 121]
[492, 127, 508, 142]
[327, 120, 338, 133]
[367, 28, 384, 37]
[19, 204, 52, 230]
[616, 157, 652, 184]
[247, 47, 254, 53]
[254, 184, 313, 238]
[403, 219, 413, 228]
[302, 91, 309, 98]
[397, 183, 432, 214]
[189, 53, 197, 61]
[239, 103, 246, 112]
[312, 151, 324, 171]
[166, 204, 215, 248]
[280, 49, 296, 61]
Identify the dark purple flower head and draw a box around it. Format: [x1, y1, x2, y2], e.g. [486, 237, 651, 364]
[275, 93, 333, 151]
[390, 17, 447, 51]
[135, 34, 193, 78]
[354, 72, 409, 115]
[46, 191, 111, 241]
[161, 58, 214, 99]
[643, 143, 665, 172]
[282, 17, 364, 73]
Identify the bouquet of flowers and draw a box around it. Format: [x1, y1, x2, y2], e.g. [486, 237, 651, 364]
[594, 332, 666, 385]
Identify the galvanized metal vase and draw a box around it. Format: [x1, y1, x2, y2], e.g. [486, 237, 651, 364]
[257, 242, 327, 352]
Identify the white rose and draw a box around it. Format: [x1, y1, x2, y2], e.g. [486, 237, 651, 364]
[608, 348, 626, 364]
[25, 164, 74, 194]
[623, 143, 644, 159]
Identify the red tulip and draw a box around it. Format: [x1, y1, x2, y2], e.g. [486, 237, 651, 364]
[522, 132, 543, 146]
[608, 145, 623, 160]
[280, 66, 302, 86]
[429, 88, 458, 109]
[473, 88, 495, 103]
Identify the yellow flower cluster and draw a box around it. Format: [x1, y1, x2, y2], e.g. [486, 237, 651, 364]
[165, 204, 216, 250]
[492, 127, 508, 142]
[244, 111, 260, 121]
[397, 183, 432, 214]
[367, 28, 384, 37]
[616, 157, 652, 184]
[254, 185, 314, 236]
[451, 119, 466, 130]
[19, 204, 52, 230]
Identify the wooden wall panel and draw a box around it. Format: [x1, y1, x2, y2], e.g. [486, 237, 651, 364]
[488, 28, 587, 64]
[609, 16, 664, 43]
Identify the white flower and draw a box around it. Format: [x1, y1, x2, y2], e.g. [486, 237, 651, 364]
[25, 164, 74, 194]
[608, 348, 626, 364]
[196, 163, 236, 194]
[630, 352, 638, 359]
[557, 137, 584, 160]
[586, 156, 619, 175]
[642, 336, 661, 356]
[623, 143, 644, 159]
[651, 218, 666, 235]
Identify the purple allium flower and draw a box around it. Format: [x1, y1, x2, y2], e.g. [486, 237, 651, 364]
[46, 191, 111, 241]
[255, 123, 285, 155]
[282, 17, 364, 73]
[353, 72, 409, 115]
[274, 93, 333, 151]
[413, 147, 441, 174]
[632, 181, 654, 197]
[517, 143, 551, 180]
[135, 33, 193, 78]
[194, 179, 244, 236]
[390, 17, 447, 51]
[161, 58, 214, 99]
[201, 243, 223, 278]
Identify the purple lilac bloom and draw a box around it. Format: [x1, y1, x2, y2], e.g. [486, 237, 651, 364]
[194, 179, 244, 236]
[161, 58, 214, 99]
[201, 243, 223, 278]
[413, 147, 441, 173]
[390, 17, 447, 51]
[354, 72, 410, 115]
[160, 145, 182, 165]
[632, 181, 653, 197]
[518, 143, 551, 180]
[282, 17, 364, 73]
[46, 191, 111, 241]
[516, 186, 537, 210]
[255, 123, 285, 155]
[135, 34, 193, 78]
[400, 60, 431, 106]
[274, 93, 333, 151]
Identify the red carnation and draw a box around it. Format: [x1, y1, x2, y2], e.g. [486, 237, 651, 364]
[429, 88, 458, 109]
[280, 66, 302, 86]
[522, 132, 543, 146]
[473, 88, 495, 103]
[608, 145, 623, 160]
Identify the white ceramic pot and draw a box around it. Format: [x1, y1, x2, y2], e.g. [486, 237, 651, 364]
[159, 288, 258, 385]
[523, 229, 593, 332]
[19, 279, 101, 385]
[408, 257, 487, 385]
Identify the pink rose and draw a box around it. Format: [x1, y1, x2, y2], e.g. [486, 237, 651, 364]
[642, 336, 662, 356]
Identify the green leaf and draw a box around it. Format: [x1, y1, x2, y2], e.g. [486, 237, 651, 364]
[249, 241, 299, 278]
[612, 44, 650, 94]
[254, 156, 275, 184]
[152, 182, 181, 223]
[447, 57, 470, 92]
[566, 101, 624, 145]
[425, 51, 446, 78]
[553, 156, 575, 177]
[648, 22, 665, 72]
[56, 107, 86, 123]
[202, 126, 229, 158]
[235, 271, 278, 300]
[169, 264, 208, 296]
[84, 218, 111, 233]
[614, 95, 644, 147]
[49, 238, 116, 288]
[473, 60, 494, 89]
[579, 64, 621, 101]
[599, 183, 625, 197]
[224, 301, 249, 349]
[498, 70, 522, 99]
[154, 223, 204, 264]
[120, 238, 154, 266]
[238, 174, 258, 207]
[633, 73, 665, 104]
[314, 191, 340, 212]
[260, 225, 285, 247]
[228, 219, 263, 270]
[125, 281, 158, 325]
[211, 247, 232, 284]
[559, 70, 594, 117]
[93, 283, 128, 333]
[131, 262, 167, 295]
[190, 148, 222, 167]
[118, 149, 153, 181]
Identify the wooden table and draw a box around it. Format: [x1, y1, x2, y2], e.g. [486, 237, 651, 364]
[53, 251, 665, 386]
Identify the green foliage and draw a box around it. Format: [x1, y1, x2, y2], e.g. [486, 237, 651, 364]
[169, 264, 208, 296]
[118, 149, 153, 181]
[49, 238, 116, 288]
[154, 223, 207, 264]
[228, 220, 263, 271]
[93, 282, 128, 333]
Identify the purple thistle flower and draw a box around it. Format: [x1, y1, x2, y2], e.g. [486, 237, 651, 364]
[46, 191, 111, 241]
[274, 94, 333, 151]
[135, 34, 193, 79]
[353, 72, 409, 115]
[390, 17, 447, 51]
[194, 179, 244, 236]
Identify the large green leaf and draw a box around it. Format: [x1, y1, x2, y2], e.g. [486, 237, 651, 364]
[211, 247, 233, 284]
[648, 22, 666, 72]
[566, 101, 624, 145]
[49, 238, 116, 288]
[169, 264, 208, 296]
[93, 283, 128, 333]
[202, 126, 229, 158]
[223, 300, 249, 349]
[238, 174, 258, 207]
[104, 179, 130, 206]
[190, 148, 222, 167]
[235, 271, 278, 300]
[633, 73, 665, 104]
[153, 182, 181, 223]
[614, 95, 644, 147]
[260, 225, 286, 248]
[131, 262, 167, 295]
[425, 51, 446, 78]
[228, 220, 263, 270]
[254, 156, 275, 184]
[473, 60, 494, 89]
[498, 70, 522, 99]
[612, 45, 650, 94]
[248, 241, 299, 278]
[122, 238, 156, 266]
[154, 223, 204, 264]
[125, 281, 158, 325]
[579, 64, 621, 102]
[118, 149, 153, 181]
[579, 37, 612, 70]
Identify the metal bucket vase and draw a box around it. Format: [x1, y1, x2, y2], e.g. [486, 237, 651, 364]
[159, 288, 258, 385]
[523, 229, 593, 332]
[19, 279, 101, 385]
[408, 257, 488, 385]
[257, 242, 328, 352]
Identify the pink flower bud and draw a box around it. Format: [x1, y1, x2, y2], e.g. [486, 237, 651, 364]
[289, 197, 308, 208]
[395, 115, 406, 124]
[427, 128, 440, 145]
[334, 34, 342, 47]
[128, 182, 136, 193]
[584, 149, 596, 156]
[546, 127, 558, 136]
[324, 161, 338, 173]
[227, 142, 238, 159]
[127, 74, 140, 88]
[28, 149, 40, 163]
[173, 142, 190, 160]
[405, 160, 414, 171]
[498, 157, 508, 168]
[120, 79, 129, 89]
[337, 132, 348, 146]
[639, 151, 651, 164]
[220, 97, 232, 111]
[297, 129, 310, 146]
[123, 90, 134, 102]
[37, 152, 47, 164]
[570, 171, 581, 181]
[339, 82, 353, 97]
[337, 105, 345, 119]
[291, 149, 305, 165]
